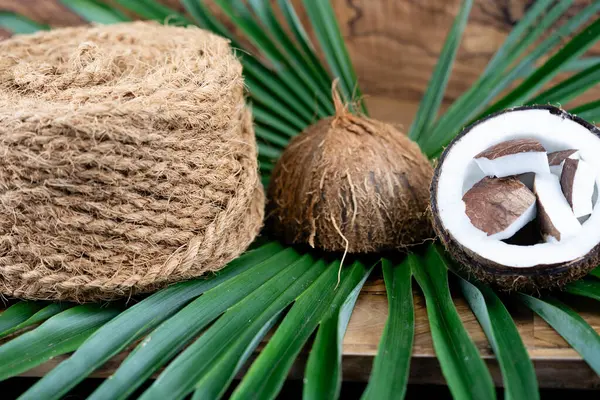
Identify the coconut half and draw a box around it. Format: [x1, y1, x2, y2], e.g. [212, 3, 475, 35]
[431, 105, 600, 291]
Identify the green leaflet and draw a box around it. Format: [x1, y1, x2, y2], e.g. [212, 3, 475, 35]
[18, 242, 283, 400]
[303, 262, 372, 400]
[421, 0, 600, 157]
[213, 0, 333, 117]
[570, 100, 600, 122]
[0, 302, 47, 336]
[517, 294, 600, 375]
[139, 256, 327, 400]
[88, 247, 301, 400]
[60, 0, 130, 24]
[528, 60, 600, 106]
[301, 0, 366, 114]
[480, 0, 557, 79]
[484, 17, 600, 116]
[0, 303, 72, 339]
[114, 0, 189, 24]
[457, 277, 539, 400]
[232, 260, 371, 400]
[408, 0, 473, 141]
[191, 313, 282, 400]
[255, 125, 290, 148]
[0, 304, 120, 382]
[565, 279, 600, 302]
[0, 12, 48, 33]
[361, 257, 415, 400]
[276, 0, 333, 92]
[413, 246, 496, 400]
[248, 0, 332, 100]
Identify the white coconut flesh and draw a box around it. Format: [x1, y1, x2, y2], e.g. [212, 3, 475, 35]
[560, 158, 596, 218]
[549, 149, 579, 176]
[435, 108, 600, 268]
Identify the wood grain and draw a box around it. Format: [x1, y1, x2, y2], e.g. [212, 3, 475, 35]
[1, 0, 600, 390]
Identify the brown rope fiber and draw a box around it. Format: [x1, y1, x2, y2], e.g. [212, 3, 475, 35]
[0, 22, 264, 302]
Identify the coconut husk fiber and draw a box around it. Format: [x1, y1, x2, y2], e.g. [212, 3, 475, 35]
[0, 22, 264, 302]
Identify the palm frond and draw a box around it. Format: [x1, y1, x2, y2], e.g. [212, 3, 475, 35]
[414, 247, 496, 400]
[408, 0, 473, 141]
[60, 0, 130, 23]
[361, 257, 414, 400]
[0, 304, 121, 383]
[0, 303, 72, 340]
[457, 277, 539, 400]
[0, 12, 48, 33]
[517, 294, 600, 375]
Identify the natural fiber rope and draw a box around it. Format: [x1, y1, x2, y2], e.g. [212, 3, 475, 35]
[0, 22, 264, 302]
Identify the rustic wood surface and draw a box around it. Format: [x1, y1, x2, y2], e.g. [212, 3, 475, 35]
[1, 0, 600, 390]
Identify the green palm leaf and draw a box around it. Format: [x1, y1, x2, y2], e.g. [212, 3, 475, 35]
[301, 0, 366, 113]
[19, 243, 282, 400]
[484, 17, 600, 116]
[0, 12, 48, 33]
[414, 246, 496, 400]
[421, 1, 600, 157]
[408, 0, 473, 141]
[0, 303, 72, 339]
[457, 277, 539, 400]
[191, 313, 281, 400]
[517, 294, 600, 375]
[232, 260, 371, 400]
[570, 99, 600, 122]
[565, 279, 600, 301]
[114, 0, 189, 24]
[303, 262, 371, 400]
[0, 304, 120, 381]
[528, 60, 600, 106]
[0, 302, 47, 336]
[140, 256, 327, 400]
[88, 247, 301, 400]
[60, 0, 130, 23]
[361, 257, 415, 400]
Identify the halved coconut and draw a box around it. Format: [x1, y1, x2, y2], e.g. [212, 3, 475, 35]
[431, 105, 600, 291]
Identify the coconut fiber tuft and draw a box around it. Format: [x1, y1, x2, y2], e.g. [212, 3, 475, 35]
[0, 22, 264, 302]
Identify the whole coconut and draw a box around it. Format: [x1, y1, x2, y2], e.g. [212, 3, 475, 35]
[267, 98, 433, 253]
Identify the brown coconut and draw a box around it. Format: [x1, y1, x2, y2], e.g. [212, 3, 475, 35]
[267, 94, 433, 253]
[0, 22, 264, 302]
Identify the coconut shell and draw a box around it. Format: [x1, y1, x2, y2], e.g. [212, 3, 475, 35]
[430, 105, 600, 292]
[267, 111, 433, 253]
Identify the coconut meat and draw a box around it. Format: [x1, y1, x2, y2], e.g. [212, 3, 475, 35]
[462, 177, 536, 240]
[475, 151, 549, 178]
[435, 108, 600, 268]
[560, 158, 595, 218]
[549, 149, 579, 176]
[534, 173, 581, 242]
